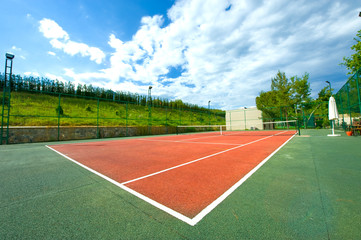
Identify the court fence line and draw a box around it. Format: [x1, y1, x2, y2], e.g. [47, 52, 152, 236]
[0, 88, 225, 144]
[334, 67, 361, 129]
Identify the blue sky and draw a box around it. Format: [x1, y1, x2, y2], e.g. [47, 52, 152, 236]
[1, 0, 360, 110]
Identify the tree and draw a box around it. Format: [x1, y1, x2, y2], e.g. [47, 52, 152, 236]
[291, 73, 311, 104]
[256, 71, 312, 121]
[341, 29, 361, 75]
[317, 86, 331, 102]
[256, 90, 280, 121]
[271, 71, 292, 108]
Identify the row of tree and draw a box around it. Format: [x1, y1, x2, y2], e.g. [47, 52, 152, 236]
[256, 28, 360, 125]
[0, 73, 224, 115]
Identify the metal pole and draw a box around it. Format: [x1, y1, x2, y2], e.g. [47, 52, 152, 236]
[97, 98, 100, 138]
[208, 101, 211, 125]
[126, 102, 128, 137]
[355, 70, 361, 115]
[326, 81, 332, 95]
[1, 53, 15, 145]
[165, 106, 168, 134]
[346, 84, 352, 125]
[148, 86, 152, 135]
[57, 94, 61, 141]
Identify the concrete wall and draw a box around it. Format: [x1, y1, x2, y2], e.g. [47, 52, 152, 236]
[4, 126, 176, 144]
[226, 108, 263, 130]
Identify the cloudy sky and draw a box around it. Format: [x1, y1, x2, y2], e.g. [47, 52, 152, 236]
[1, 0, 360, 110]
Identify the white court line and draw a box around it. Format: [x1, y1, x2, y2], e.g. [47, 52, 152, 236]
[190, 133, 296, 225]
[137, 138, 240, 146]
[46, 130, 295, 226]
[179, 134, 221, 141]
[120, 133, 279, 185]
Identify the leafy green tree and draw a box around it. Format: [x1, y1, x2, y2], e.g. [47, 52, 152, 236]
[317, 86, 331, 102]
[256, 71, 311, 121]
[256, 90, 279, 121]
[341, 29, 361, 75]
[291, 73, 311, 104]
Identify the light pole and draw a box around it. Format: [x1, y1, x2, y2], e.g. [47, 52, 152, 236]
[148, 86, 152, 134]
[148, 86, 152, 105]
[208, 101, 211, 125]
[326, 81, 332, 95]
[1, 53, 15, 145]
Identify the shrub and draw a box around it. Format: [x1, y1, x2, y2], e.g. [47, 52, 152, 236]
[55, 106, 64, 115]
[85, 104, 92, 112]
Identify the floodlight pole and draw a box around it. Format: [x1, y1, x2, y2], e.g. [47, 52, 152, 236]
[148, 86, 152, 134]
[326, 80, 336, 134]
[208, 101, 211, 125]
[326, 81, 332, 95]
[1, 53, 15, 145]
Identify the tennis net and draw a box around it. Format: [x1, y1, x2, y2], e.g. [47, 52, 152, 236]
[176, 120, 300, 136]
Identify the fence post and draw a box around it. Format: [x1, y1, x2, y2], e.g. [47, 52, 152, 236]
[165, 106, 168, 134]
[148, 101, 152, 135]
[346, 84, 352, 125]
[57, 94, 61, 141]
[356, 71, 361, 115]
[337, 93, 345, 126]
[126, 102, 128, 137]
[229, 111, 232, 130]
[97, 98, 100, 138]
[244, 109, 246, 129]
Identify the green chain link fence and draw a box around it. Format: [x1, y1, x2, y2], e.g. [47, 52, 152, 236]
[334, 67, 361, 128]
[0, 89, 225, 142]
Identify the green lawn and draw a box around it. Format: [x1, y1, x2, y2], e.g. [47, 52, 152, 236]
[2, 91, 225, 127]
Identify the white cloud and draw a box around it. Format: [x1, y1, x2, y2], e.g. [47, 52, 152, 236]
[57, 0, 360, 109]
[12, 46, 22, 51]
[24, 72, 40, 77]
[45, 73, 68, 83]
[39, 18, 105, 64]
[47, 51, 56, 56]
[39, 18, 69, 40]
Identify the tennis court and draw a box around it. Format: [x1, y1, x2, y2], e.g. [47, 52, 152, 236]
[1, 129, 360, 239]
[47, 129, 297, 225]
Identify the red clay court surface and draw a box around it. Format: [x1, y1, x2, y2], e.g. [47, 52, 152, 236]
[47, 130, 297, 226]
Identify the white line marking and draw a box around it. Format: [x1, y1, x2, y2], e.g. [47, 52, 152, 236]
[121, 134, 276, 185]
[178, 134, 222, 142]
[189, 133, 296, 225]
[119, 185, 195, 225]
[46, 130, 296, 226]
[46, 145, 195, 225]
[137, 138, 240, 146]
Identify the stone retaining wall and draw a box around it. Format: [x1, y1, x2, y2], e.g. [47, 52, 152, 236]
[5, 126, 177, 144]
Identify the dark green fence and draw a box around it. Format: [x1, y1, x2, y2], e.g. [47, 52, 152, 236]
[334, 68, 361, 127]
[0, 89, 225, 140]
[260, 101, 330, 129]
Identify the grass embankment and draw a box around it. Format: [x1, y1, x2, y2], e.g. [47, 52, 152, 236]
[2, 92, 225, 127]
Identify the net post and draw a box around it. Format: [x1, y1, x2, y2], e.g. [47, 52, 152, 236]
[176, 126, 179, 135]
[297, 119, 301, 136]
[220, 125, 222, 135]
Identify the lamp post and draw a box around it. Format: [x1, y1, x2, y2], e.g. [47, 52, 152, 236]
[208, 101, 211, 125]
[148, 86, 152, 105]
[326, 81, 332, 95]
[1, 53, 15, 145]
[4, 53, 14, 88]
[148, 86, 152, 134]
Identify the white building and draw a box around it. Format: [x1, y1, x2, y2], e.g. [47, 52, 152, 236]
[226, 107, 263, 130]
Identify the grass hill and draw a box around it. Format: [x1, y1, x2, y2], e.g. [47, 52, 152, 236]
[3, 91, 225, 127]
